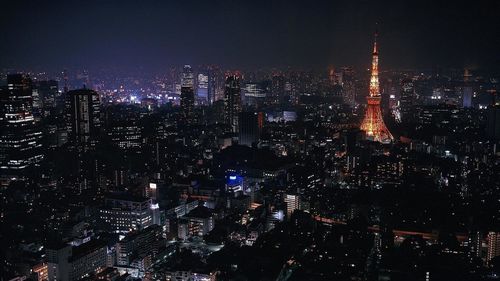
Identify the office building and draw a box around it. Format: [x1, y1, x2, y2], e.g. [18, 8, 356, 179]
[180, 65, 195, 125]
[99, 193, 157, 233]
[196, 73, 209, 105]
[66, 89, 101, 150]
[342, 67, 357, 107]
[115, 224, 163, 266]
[224, 75, 242, 133]
[46, 240, 107, 281]
[487, 232, 500, 264]
[487, 105, 500, 140]
[32, 263, 48, 281]
[0, 74, 43, 177]
[284, 194, 300, 219]
[208, 65, 224, 103]
[184, 206, 214, 237]
[34, 80, 59, 117]
[400, 79, 415, 123]
[462, 69, 473, 108]
[243, 83, 266, 107]
[239, 111, 260, 146]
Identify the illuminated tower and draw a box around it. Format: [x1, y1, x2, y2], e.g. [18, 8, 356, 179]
[360, 32, 393, 143]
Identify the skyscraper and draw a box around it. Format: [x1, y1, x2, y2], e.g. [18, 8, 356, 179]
[0, 74, 43, 177]
[34, 80, 59, 117]
[196, 72, 209, 105]
[341, 67, 356, 107]
[239, 111, 260, 146]
[284, 193, 300, 219]
[487, 232, 500, 264]
[487, 105, 500, 140]
[243, 82, 266, 107]
[224, 74, 242, 133]
[270, 74, 285, 105]
[359, 32, 393, 143]
[462, 69, 473, 108]
[208, 65, 224, 103]
[180, 65, 195, 125]
[66, 89, 101, 151]
[400, 78, 415, 123]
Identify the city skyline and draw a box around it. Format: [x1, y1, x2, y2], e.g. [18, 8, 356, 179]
[2, 2, 500, 281]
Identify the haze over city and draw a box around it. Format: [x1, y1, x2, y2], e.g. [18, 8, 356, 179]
[1, 0, 500, 71]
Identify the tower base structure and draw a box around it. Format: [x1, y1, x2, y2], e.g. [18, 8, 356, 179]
[360, 96, 393, 144]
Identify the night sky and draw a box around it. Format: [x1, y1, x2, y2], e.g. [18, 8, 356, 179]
[1, 0, 500, 72]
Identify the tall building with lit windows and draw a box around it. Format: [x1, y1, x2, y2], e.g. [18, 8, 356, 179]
[196, 72, 209, 105]
[400, 78, 415, 123]
[180, 65, 195, 124]
[0, 74, 43, 178]
[284, 193, 300, 219]
[46, 240, 107, 281]
[224, 74, 242, 133]
[66, 89, 101, 151]
[98, 193, 158, 234]
[462, 69, 473, 108]
[487, 232, 500, 264]
[359, 32, 393, 143]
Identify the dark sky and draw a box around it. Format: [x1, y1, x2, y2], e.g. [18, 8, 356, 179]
[1, 0, 500, 72]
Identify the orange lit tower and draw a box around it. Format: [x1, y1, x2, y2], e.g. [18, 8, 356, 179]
[360, 31, 393, 143]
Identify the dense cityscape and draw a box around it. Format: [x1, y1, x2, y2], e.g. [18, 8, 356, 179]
[1, 1, 500, 281]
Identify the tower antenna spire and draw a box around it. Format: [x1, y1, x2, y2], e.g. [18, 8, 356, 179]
[373, 23, 379, 54]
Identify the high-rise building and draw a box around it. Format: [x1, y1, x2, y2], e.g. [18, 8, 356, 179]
[239, 111, 260, 146]
[105, 106, 142, 150]
[224, 75, 242, 133]
[359, 32, 393, 143]
[196, 72, 209, 105]
[0, 74, 43, 177]
[400, 78, 415, 123]
[270, 74, 285, 105]
[487, 105, 500, 140]
[462, 69, 473, 108]
[115, 225, 163, 266]
[34, 80, 59, 117]
[243, 83, 266, 107]
[66, 89, 101, 150]
[208, 65, 224, 103]
[341, 67, 356, 107]
[487, 232, 500, 264]
[180, 65, 195, 125]
[46, 240, 107, 281]
[284, 193, 300, 219]
[467, 231, 483, 260]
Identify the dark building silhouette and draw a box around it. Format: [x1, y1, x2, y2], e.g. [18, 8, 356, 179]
[239, 111, 260, 147]
[66, 89, 101, 150]
[487, 105, 500, 140]
[0, 74, 43, 178]
[224, 75, 241, 133]
[34, 80, 59, 117]
[180, 65, 195, 125]
[400, 78, 415, 123]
